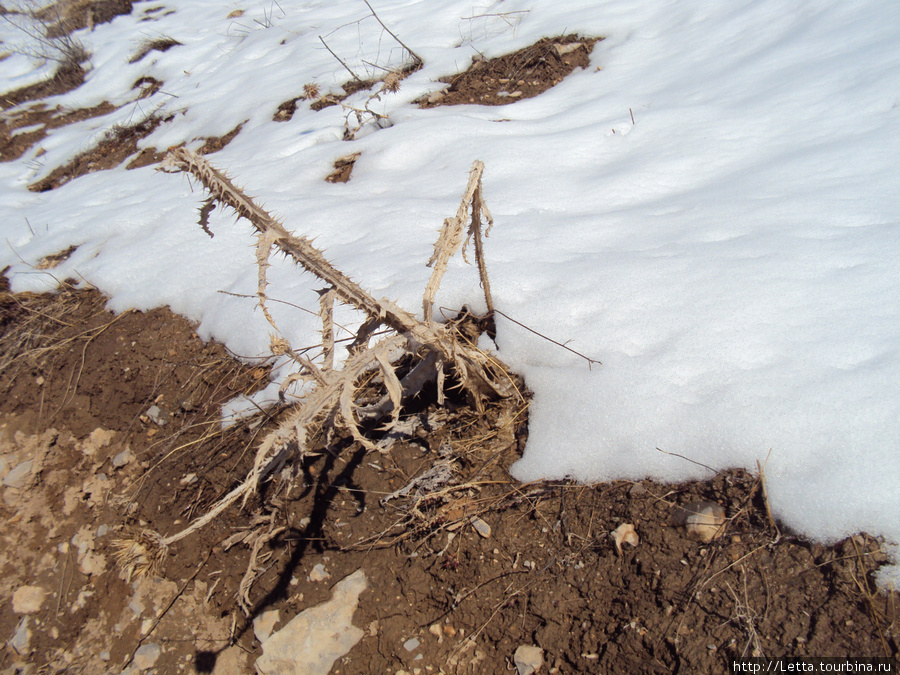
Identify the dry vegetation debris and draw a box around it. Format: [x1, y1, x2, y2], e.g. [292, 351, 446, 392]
[108, 147, 524, 593]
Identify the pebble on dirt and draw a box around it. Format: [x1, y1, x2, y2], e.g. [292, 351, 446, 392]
[514, 644, 544, 675]
[255, 569, 368, 675]
[12, 585, 46, 614]
[673, 501, 727, 542]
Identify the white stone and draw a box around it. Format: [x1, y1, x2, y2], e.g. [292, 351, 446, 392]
[470, 516, 492, 539]
[2, 459, 33, 489]
[514, 645, 544, 675]
[9, 617, 31, 654]
[133, 643, 161, 669]
[113, 448, 134, 468]
[308, 562, 330, 582]
[79, 428, 114, 456]
[253, 609, 280, 644]
[12, 586, 46, 614]
[255, 569, 367, 675]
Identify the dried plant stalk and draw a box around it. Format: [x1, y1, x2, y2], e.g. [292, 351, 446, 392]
[318, 288, 337, 371]
[161, 148, 512, 400]
[119, 149, 521, 577]
[425, 161, 491, 321]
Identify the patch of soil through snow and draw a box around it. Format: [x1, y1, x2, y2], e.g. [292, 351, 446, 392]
[0, 283, 895, 673]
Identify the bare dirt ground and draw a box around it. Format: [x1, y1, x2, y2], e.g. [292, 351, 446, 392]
[1, 13, 898, 673]
[0, 283, 897, 675]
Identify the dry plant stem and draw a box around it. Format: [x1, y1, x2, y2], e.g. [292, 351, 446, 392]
[164, 147, 418, 334]
[318, 288, 336, 370]
[162, 148, 514, 399]
[128, 149, 521, 574]
[318, 35, 363, 83]
[424, 160, 490, 322]
[238, 522, 286, 615]
[468, 179, 494, 314]
[362, 0, 423, 68]
[756, 453, 780, 539]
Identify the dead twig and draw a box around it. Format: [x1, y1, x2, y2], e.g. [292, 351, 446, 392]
[493, 309, 601, 368]
[318, 35, 364, 83]
[110, 150, 522, 575]
[362, 0, 422, 68]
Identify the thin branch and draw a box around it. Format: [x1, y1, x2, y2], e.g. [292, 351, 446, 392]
[362, 0, 423, 67]
[318, 35, 363, 83]
[656, 447, 717, 473]
[492, 309, 602, 368]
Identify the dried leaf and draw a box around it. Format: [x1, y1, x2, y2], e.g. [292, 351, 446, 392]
[611, 523, 639, 556]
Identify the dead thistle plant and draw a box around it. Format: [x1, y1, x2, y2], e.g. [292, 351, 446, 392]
[1, 0, 90, 69]
[111, 148, 522, 577]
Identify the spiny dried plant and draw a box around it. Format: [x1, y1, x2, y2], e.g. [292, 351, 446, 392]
[1, 0, 90, 69]
[340, 72, 405, 140]
[112, 148, 522, 578]
[302, 82, 320, 100]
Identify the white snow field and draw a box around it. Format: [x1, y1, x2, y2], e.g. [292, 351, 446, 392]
[2, 0, 899, 583]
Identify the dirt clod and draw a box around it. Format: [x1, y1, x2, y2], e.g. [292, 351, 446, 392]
[421, 35, 601, 108]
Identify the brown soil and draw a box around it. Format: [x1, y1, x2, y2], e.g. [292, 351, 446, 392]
[0, 99, 116, 163]
[195, 122, 245, 156]
[28, 114, 171, 192]
[0, 66, 87, 110]
[39, 0, 133, 38]
[421, 35, 601, 108]
[325, 154, 360, 184]
[0, 283, 896, 674]
[128, 37, 182, 65]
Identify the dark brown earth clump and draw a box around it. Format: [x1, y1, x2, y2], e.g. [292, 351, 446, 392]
[325, 153, 360, 183]
[0, 283, 896, 674]
[421, 35, 601, 108]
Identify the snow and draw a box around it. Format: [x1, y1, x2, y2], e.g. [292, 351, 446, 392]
[2, 0, 899, 585]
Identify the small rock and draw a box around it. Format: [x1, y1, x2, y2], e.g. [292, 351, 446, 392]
[309, 563, 330, 582]
[611, 523, 640, 556]
[254, 609, 281, 644]
[145, 405, 170, 426]
[2, 459, 33, 489]
[9, 617, 31, 654]
[673, 501, 726, 542]
[180, 473, 198, 486]
[514, 644, 544, 675]
[133, 643, 161, 669]
[79, 428, 115, 456]
[629, 483, 647, 496]
[470, 516, 491, 539]
[256, 569, 367, 675]
[112, 448, 134, 468]
[553, 42, 584, 57]
[12, 586, 46, 614]
[403, 638, 420, 652]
